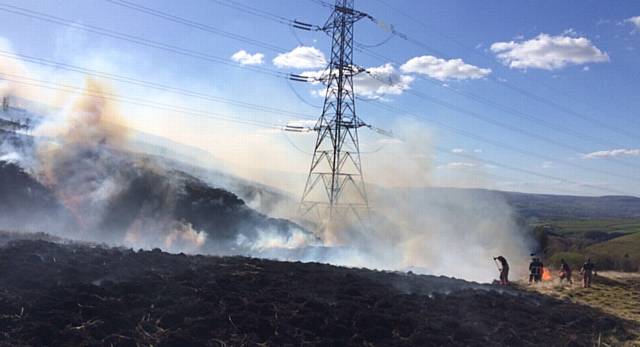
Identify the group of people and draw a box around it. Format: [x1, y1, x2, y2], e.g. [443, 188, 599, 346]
[493, 256, 597, 288]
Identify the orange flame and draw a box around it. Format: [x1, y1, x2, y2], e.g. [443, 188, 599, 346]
[542, 267, 552, 281]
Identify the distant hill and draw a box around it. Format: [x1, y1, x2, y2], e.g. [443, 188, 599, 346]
[500, 191, 640, 220]
[389, 187, 640, 220]
[584, 232, 640, 270]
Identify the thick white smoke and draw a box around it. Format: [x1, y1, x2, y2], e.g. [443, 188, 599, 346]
[236, 120, 532, 282]
[0, 43, 532, 283]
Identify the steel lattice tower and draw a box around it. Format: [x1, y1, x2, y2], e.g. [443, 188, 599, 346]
[299, 0, 370, 234]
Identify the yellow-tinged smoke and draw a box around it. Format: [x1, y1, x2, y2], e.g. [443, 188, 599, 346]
[36, 78, 129, 184]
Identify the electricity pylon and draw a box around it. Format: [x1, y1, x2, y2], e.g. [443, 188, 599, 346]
[298, 0, 371, 236]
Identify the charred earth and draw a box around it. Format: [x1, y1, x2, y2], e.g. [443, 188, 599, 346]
[0, 233, 637, 346]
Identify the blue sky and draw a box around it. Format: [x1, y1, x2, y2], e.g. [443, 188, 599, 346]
[1, 0, 639, 196]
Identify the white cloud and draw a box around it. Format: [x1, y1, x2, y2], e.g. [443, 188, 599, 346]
[490, 33, 609, 70]
[273, 46, 326, 69]
[437, 162, 476, 170]
[583, 148, 640, 159]
[302, 63, 414, 99]
[627, 16, 640, 31]
[542, 161, 553, 169]
[231, 50, 264, 65]
[400, 55, 491, 81]
[450, 148, 483, 154]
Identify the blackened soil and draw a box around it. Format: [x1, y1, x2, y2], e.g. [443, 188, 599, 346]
[0, 235, 637, 346]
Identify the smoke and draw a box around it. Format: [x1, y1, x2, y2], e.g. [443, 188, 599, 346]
[0, 43, 532, 283]
[367, 187, 531, 282]
[366, 121, 531, 281]
[174, 118, 533, 283]
[2, 77, 312, 254]
[33, 79, 133, 234]
[0, 151, 21, 163]
[0, 38, 33, 102]
[236, 226, 320, 251]
[162, 222, 208, 253]
[268, 120, 533, 282]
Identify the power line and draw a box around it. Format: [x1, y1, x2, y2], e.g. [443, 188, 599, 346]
[354, 33, 395, 48]
[0, 3, 289, 79]
[116, 0, 633, 160]
[1, 72, 393, 157]
[0, 3, 328, 111]
[187, 0, 639, 164]
[357, 47, 631, 151]
[534, 77, 640, 129]
[105, 0, 288, 52]
[0, 72, 280, 130]
[368, 0, 640, 140]
[283, 120, 611, 194]
[0, 4, 636, 196]
[359, 97, 639, 183]
[3, 72, 628, 196]
[359, 65, 640, 172]
[286, 79, 322, 109]
[208, 0, 319, 30]
[0, 50, 317, 121]
[187, 0, 640, 145]
[436, 143, 630, 196]
[211, 0, 640, 170]
[143, 0, 640, 176]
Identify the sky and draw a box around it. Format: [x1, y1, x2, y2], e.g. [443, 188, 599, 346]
[1, 0, 639, 197]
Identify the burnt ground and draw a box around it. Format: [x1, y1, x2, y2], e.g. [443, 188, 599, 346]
[0, 233, 638, 347]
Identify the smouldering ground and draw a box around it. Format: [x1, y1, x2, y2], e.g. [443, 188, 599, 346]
[1, 233, 639, 346]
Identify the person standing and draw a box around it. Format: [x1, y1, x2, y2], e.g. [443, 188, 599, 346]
[494, 256, 510, 286]
[529, 257, 543, 284]
[559, 259, 573, 284]
[580, 258, 596, 288]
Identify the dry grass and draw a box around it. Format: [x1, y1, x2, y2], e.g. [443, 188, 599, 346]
[523, 272, 640, 346]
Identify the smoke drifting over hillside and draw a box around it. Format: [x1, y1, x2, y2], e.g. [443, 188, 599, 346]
[265, 122, 532, 282]
[1, 77, 316, 256]
[0, 56, 532, 283]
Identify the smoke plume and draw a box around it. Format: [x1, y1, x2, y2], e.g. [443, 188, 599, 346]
[2, 78, 311, 254]
[0, 48, 533, 283]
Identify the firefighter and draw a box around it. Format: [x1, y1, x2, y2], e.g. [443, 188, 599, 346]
[494, 256, 510, 286]
[559, 259, 572, 284]
[580, 258, 596, 288]
[529, 257, 543, 284]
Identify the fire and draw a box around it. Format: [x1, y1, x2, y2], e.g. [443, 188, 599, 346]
[542, 267, 552, 281]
